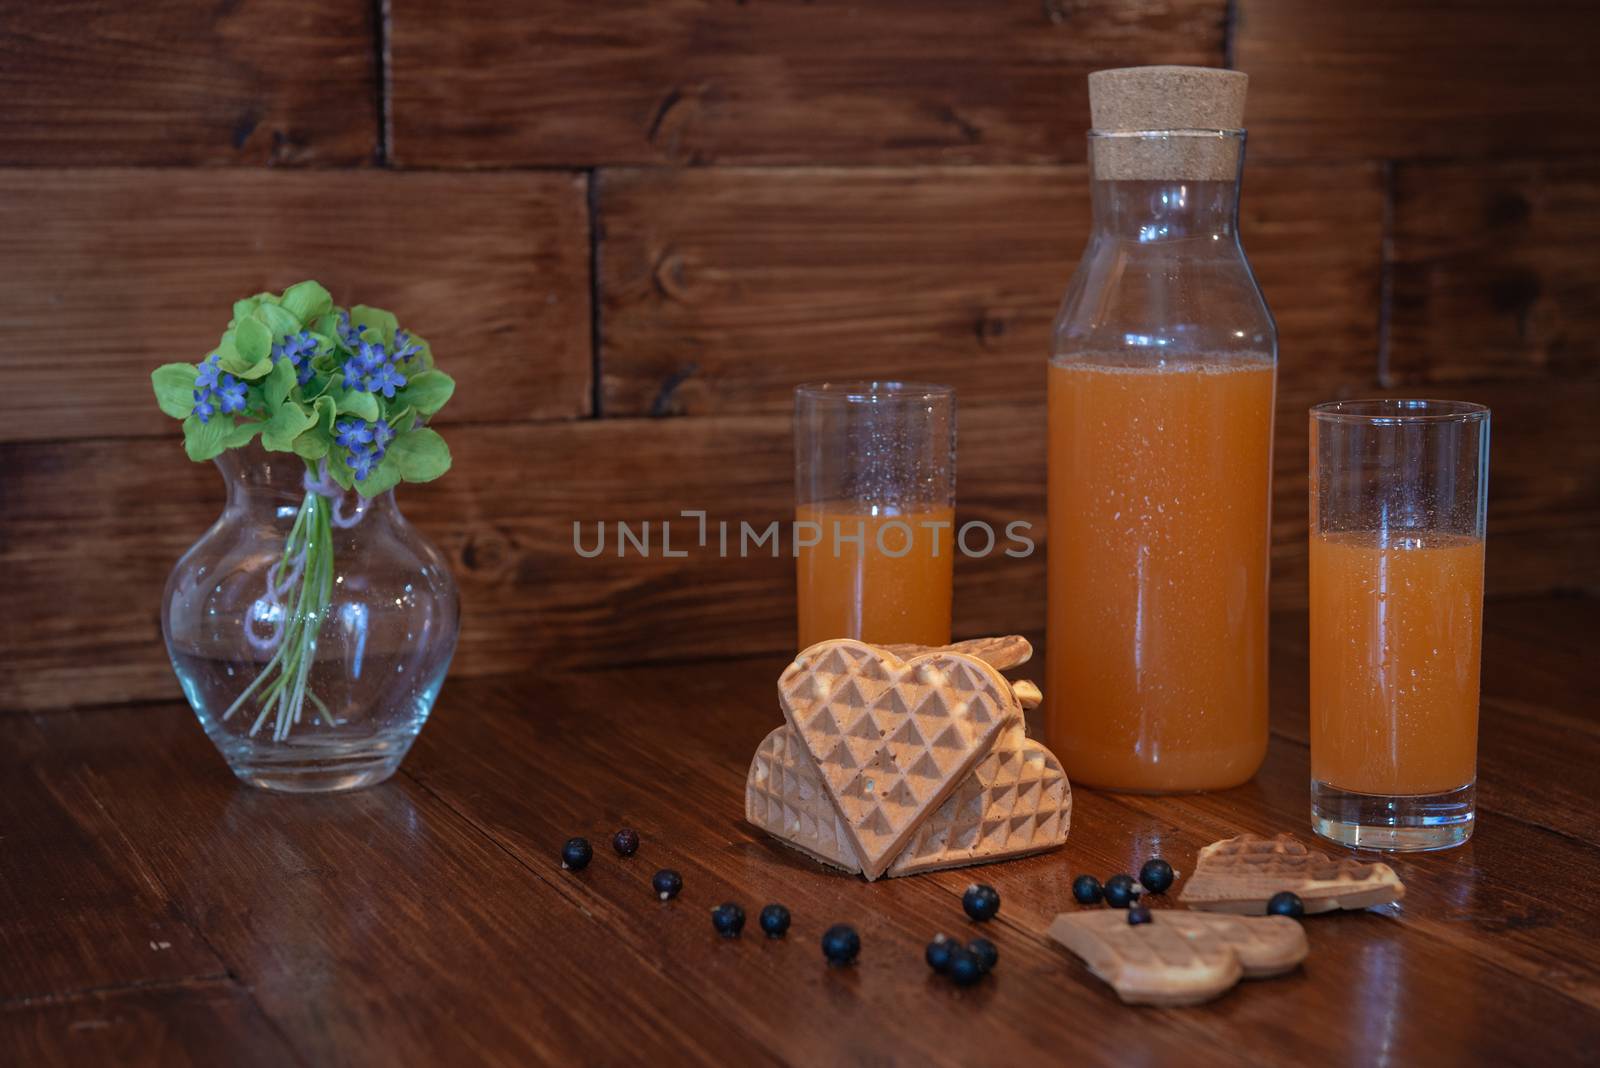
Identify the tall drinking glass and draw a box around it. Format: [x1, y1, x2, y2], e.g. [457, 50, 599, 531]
[1309, 399, 1490, 851]
[794, 382, 955, 650]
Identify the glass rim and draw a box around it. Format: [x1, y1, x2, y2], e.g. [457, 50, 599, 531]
[1087, 128, 1245, 141]
[1311, 398, 1489, 425]
[794, 381, 954, 405]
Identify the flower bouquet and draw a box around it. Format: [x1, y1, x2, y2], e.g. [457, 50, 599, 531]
[152, 280, 460, 791]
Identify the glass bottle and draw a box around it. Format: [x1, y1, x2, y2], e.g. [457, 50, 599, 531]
[162, 442, 459, 792]
[1046, 67, 1276, 793]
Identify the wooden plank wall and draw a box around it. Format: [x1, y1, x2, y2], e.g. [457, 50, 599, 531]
[2, 0, 1596, 711]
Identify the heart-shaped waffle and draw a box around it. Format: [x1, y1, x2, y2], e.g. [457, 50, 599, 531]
[877, 635, 1034, 672]
[887, 717, 1072, 876]
[1048, 910, 1307, 1006]
[778, 640, 1013, 880]
[745, 725, 861, 874]
[1178, 833, 1405, 914]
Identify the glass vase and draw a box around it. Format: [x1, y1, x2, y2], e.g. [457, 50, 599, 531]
[161, 442, 459, 792]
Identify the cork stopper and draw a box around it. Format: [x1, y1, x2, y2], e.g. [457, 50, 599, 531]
[1087, 66, 1248, 181]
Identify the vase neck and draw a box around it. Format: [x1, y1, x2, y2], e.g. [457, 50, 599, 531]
[213, 443, 397, 516]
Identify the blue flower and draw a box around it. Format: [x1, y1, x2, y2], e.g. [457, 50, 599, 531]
[354, 339, 388, 375]
[334, 418, 374, 450]
[191, 389, 216, 423]
[349, 448, 378, 481]
[365, 361, 407, 399]
[272, 330, 319, 385]
[393, 330, 423, 364]
[194, 353, 222, 391]
[337, 311, 368, 350]
[371, 421, 396, 454]
[216, 374, 248, 415]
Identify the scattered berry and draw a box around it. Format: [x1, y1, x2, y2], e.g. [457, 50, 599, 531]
[962, 884, 1001, 922]
[1103, 874, 1138, 908]
[1127, 905, 1153, 926]
[760, 904, 792, 938]
[560, 837, 592, 871]
[711, 903, 745, 938]
[652, 869, 682, 900]
[1267, 891, 1305, 919]
[1071, 874, 1104, 905]
[967, 938, 999, 974]
[925, 934, 954, 973]
[1138, 858, 1176, 894]
[821, 924, 860, 966]
[946, 947, 984, 987]
[612, 828, 640, 857]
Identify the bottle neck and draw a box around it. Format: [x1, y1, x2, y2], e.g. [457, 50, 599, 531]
[1089, 176, 1241, 241]
[1085, 130, 1245, 242]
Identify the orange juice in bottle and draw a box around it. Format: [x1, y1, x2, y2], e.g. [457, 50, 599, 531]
[1046, 67, 1276, 792]
[793, 382, 955, 650]
[1309, 532, 1485, 796]
[795, 503, 954, 648]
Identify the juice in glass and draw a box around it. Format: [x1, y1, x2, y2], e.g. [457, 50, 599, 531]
[1046, 357, 1275, 792]
[795, 502, 954, 648]
[1309, 531, 1484, 796]
[1308, 398, 1488, 850]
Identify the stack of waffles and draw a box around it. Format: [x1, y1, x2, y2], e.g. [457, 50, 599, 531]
[744, 636, 1071, 881]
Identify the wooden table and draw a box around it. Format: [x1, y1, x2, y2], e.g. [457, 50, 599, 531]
[4, 595, 1597, 1066]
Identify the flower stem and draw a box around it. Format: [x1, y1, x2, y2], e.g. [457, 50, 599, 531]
[228, 478, 340, 740]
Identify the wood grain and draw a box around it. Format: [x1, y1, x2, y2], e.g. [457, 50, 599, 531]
[0, 170, 592, 442]
[0, 0, 375, 165]
[11, 599, 1595, 1064]
[0, 708, 781, 1066]
[1234, 0, 1600, 161]
[1, 983, 297, 1068]
[1388, 159, 1600, 385]
[389, 0, 1225, 167]
[0, 719, 225, 1001]
[6, 380, 1596, 713]
[598, 162, 1382, 416]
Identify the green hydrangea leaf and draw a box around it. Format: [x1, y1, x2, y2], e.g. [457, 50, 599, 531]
[281, 280, 333, 326]
[292, 427, 330, 460]
[391, 427, 451, 483]
[293, 397, 337, 460]
[255, 301, 301, 340]
[239, 356, 275, 382]
[305, 370, 339, 401]
[333, 385, 379, 422]
[152, 363, 198, 419]
[262, 357, 296, 410]
[313, 310, 344, 342]
[326, 448, 357, 491]
[225, 420, 264, 449]
[231, 292, 276, 327]
[236, 317, 272, 363]
[394, 370, 454, 417]
[355, 452, 404, 497]
[215, 332, 252, 375]
[183, 415, 232, 461]
[349, 304, 398, 345]
[261, 399, 316, 453]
